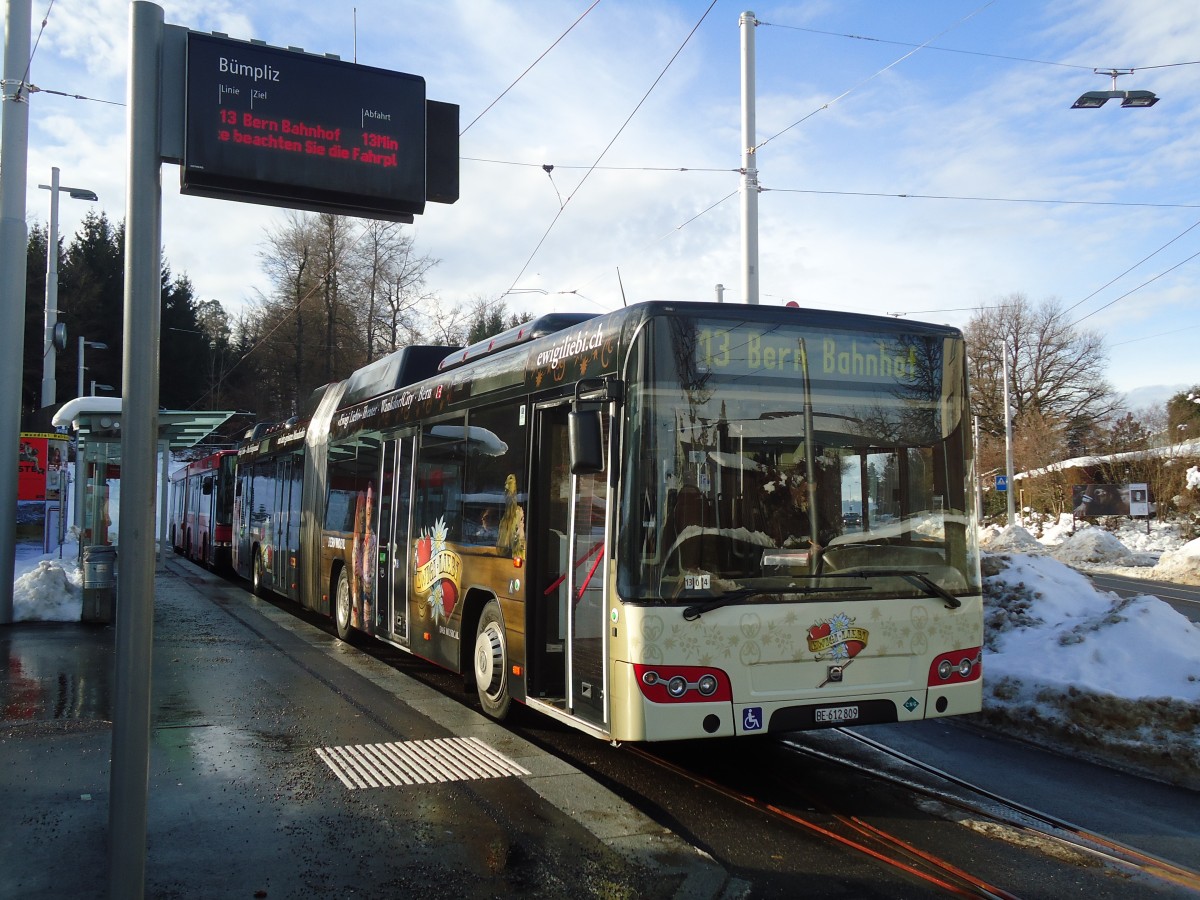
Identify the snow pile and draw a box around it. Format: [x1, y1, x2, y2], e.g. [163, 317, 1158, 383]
[1048, 527, 1133, 566]
[1152, 538, 1200, 586]
[13, 559, 82, 622]
[981, 551, 1200, 788]
[978, 523, 1043, 553]
[1034, 513, 1076, 546]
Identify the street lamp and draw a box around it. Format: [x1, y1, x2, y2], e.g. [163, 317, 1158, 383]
[39, 167, 98, 407]
[91, 381, 115, 396]
[78, 337, 108, 399]
[209, 339, 218, 409]
[1071, 68, 1159, 108]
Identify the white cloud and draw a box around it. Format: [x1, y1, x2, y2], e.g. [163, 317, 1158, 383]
[12, 0, 1200, 392]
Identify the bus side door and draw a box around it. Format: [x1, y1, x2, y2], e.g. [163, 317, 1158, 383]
[377, 435, 414, 644]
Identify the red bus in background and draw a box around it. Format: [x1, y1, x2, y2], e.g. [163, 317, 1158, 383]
[169, 449, 237, 570]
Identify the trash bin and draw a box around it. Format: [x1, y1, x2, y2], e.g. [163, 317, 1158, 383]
[82, 545, 117, 624]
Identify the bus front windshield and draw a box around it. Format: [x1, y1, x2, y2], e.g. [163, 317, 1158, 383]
[618, 315, 980, 604]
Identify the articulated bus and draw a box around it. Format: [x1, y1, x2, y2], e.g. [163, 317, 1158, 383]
[232, 301, 983, 742]
[168, 449, 237, 570]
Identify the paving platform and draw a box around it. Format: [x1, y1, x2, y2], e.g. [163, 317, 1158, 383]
[0, 557, 734, 899]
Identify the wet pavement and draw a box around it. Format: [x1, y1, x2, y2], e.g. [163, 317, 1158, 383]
[0, 557, 729, 899]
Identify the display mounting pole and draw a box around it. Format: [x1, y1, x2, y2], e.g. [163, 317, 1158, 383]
[0, 0, 33, 624]
[740, 10, 759, 305]
[109, 3, 164, 897]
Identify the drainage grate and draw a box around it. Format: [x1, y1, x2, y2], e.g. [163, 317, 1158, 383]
[315, 736, 530, 789]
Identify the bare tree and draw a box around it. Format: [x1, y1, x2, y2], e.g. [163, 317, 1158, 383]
[350, 221, 439, 357]
[967, 294, 1120, 458]
[256, 212, 321, 416]
[313, 213, 363, 383]
[247, 211, 453, 419]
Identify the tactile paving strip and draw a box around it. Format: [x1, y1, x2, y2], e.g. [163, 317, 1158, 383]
[315, 736, 530, 789]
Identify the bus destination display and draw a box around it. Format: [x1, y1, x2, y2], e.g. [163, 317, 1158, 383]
[182, 32, 427, 220]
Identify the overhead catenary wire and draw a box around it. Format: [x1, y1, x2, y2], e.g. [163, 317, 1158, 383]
[502, 0, 719, 296]
[1068, 247, 1200, 329]
[460, 0, 603, 137]
[761, 20, 1200, 75]
[750, 1, 1000, 154]
[16, 0, 56, 95]
[763, 186, 1200, 210]
[1059, 218, 1200, 319]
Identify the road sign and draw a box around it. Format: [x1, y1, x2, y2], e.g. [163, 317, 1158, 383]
[995, 475, 1008, 492]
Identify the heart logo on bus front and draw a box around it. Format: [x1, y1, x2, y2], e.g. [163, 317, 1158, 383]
[806, 616, 867, 660]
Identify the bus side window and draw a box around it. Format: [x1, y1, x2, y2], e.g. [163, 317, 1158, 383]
[416, 417, 466, 543]
[463, 405, 527, 557]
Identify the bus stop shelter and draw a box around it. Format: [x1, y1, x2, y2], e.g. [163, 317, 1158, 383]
[51, 397, 239, 559]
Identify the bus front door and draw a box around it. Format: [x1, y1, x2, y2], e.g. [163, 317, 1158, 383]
[532, 404, 609, 731]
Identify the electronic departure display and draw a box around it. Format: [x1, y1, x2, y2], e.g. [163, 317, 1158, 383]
[182, 32, 427, 220]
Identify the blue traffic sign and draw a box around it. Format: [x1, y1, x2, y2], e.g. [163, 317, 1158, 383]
[995, 475, 1008, 491]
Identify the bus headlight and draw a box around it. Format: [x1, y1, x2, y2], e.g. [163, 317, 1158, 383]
[929, 648, 982, 686]
[632, 664, 732, 703]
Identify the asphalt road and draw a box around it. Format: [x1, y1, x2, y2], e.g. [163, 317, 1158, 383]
[1087, 571, 1200, 623]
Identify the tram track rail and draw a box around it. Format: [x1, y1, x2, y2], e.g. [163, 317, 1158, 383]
[783, 728, 1200, 895]
[627, 742, 1020, 898]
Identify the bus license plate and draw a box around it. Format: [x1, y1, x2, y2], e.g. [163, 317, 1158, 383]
[815, 705, 859, 724]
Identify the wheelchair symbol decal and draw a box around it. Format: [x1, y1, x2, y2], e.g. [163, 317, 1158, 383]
[742, 706, 763, 731]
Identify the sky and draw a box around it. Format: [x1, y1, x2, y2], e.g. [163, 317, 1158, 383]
[8, 0, 1200, 405]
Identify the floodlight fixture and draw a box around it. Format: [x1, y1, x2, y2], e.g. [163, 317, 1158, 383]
[1121, 90, 1159, 108]
[1071, 69, 1158, 109]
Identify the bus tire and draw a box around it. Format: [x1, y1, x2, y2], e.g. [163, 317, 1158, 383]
[473, 600, 511, 720]
[334, 568, 353, 642]
[252, 549, 266, 598]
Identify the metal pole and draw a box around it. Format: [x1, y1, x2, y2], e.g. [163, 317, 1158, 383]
[41, 166, 61, 407]
[109, 3, 164, 897]
[739, 10, 759, 305]
[973, 415, 983, 518]
[77, 336, 85, 399]
[715, 283, 724, 303]
[157, 440, 169, 566]
[1002, 344, 1016, 527]
[0, 0, 33, 624]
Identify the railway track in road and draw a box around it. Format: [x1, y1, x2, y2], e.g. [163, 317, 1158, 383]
[785, 728, 1200, 896]
[629, 742, 1021, 899]
[632, 729, 1200, 897]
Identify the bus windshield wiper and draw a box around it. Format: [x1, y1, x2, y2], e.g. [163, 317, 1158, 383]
[820, 569, 962, 609]
[681, 585, 870, 620]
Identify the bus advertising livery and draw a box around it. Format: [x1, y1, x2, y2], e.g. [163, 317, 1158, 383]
[210, 301, 981, 743]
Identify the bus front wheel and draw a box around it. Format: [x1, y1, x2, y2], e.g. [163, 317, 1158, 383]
[252, 550, 266, 598]
[334, 569, 353, 642]
[473, 600, 511, 720]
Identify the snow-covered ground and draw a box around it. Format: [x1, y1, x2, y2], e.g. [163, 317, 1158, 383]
[10, 504, 1200, 788]
[979, 514, 1200, 788]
